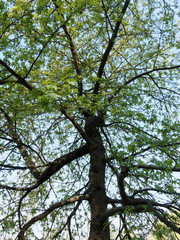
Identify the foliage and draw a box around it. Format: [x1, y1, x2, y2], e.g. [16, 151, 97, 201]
[0, 0, 180, 239]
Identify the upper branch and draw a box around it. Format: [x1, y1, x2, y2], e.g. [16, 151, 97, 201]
[101, 0, 114, 32]
[122, 141, 180, 163]
[53, 0, 82, 96]
[0, 183, 29, 191]
[109, 65, 180, 102]
[94, 0, 130, 94]
[132, 188, 180, 197]
[0, 163, 27, 170]
[24, 26, 62, 79]
[62, 24, 82, 95]
[124, 65, 180, 88]
[0, 59, 34, 90]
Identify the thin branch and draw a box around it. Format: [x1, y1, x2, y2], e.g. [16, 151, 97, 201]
[94, 0, 130, 94]
[120, 214, 132, 239]
[0, 8, 34, 39]
[126, 65, 180, 84]
[0, 74, 13, 84]
[131, 164, 180, 172]
[61, 109, 88, 142]
[109, 65, 180, 102]
[122, 141, 180, 162]
[18, 190, 32, 230]
[101, 0, 114, 32]
[132, 188, 180, 197]
[17, 193, 90, 240]
[24, 26, 62, 79]
[23, 12, 72, 79]
[148, 73, 169, 112]
[62, 24, 83, 96]
[0, 108, 40, 179]
[52, 200, 82, 239]
[53, 0, 82, 96]
[0, 163, 27, 170]
[0, 183, 29, 191]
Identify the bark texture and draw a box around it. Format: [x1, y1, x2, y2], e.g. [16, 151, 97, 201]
[85, 116, 110, 240]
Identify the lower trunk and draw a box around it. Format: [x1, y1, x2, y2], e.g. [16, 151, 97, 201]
[85, 117, 110, 240]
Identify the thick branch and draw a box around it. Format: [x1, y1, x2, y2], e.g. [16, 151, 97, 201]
[117, 167, 152, 207]
[94, 0, 130, 94]
[147, 201, 180, 234]
[2, 144, 89, 193]
[38, 144, 89, 183]
[98, 205, 146, 225]
[118, 168, 129, 205]
[99, 200, 180, 234]
[17, 193, 90, 240]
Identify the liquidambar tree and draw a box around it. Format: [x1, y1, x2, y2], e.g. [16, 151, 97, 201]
[0, 0, 180, 239]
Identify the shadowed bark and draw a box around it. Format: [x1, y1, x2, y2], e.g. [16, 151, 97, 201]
[85, 116, 110, 240]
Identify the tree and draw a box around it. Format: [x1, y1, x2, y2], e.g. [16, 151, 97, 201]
[0, 0, 180, 239]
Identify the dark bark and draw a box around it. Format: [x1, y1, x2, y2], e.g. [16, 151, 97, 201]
[85, 116, 110, 240]
[38, 144, 89, 184]
[0, 59, 34, 90]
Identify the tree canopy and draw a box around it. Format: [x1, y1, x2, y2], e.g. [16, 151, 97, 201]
[0, 0, 180, 239]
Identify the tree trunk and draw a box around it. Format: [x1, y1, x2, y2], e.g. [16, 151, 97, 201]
[85, 116, 110, 240]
